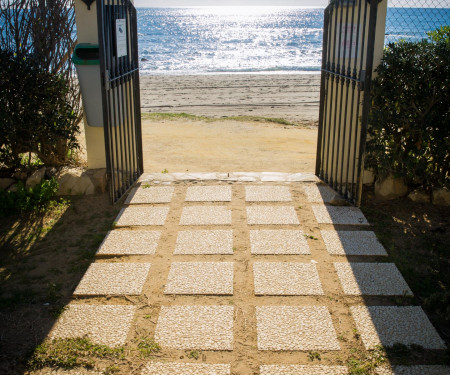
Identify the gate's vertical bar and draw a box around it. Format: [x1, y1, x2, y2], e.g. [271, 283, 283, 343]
[338, 1, 352, 195]
[132, 4, 144, 174]
[321, 4, 334, 179]
[98, 0, 113, 202]
[316, 5, 331, 177]
[331, 1, 345, 187]
[351, 0, 368, 202]
[345, 0, 361, 200]
[335, 1, 351, 193]
[356, 0, 379, 206]
[324, 1, 339, 182]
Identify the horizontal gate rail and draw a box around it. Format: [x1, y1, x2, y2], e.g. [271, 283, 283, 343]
[316, 0, 380, 206]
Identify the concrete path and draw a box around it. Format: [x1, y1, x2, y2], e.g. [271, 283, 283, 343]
[46, 174, 447, 374]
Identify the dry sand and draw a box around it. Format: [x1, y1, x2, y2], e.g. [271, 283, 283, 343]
[142, 118, 318, 173]
[141, 71, 319, 173]
[81, 74, 321, 172]
[140, 74, 321, 125]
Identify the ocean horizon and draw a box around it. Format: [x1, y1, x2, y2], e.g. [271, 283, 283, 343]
[137, 7, 450, 75]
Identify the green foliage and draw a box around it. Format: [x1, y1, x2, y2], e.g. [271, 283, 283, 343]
[0, 49, 79, 168]
[366, 29, 449, 190]
[0, 178, 59, 216]
[28, 337, 124, 370]
[136, 337, 161, 357]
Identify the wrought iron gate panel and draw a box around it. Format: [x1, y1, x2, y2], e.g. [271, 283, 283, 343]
[316, 0, 380, 206]
[97, 0, 143, 203]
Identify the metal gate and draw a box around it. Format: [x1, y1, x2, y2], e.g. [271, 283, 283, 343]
[315, 0, 380, 206]
[97, 0, 143, 203]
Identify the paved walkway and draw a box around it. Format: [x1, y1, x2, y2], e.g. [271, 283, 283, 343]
[46, 174, 447, 375]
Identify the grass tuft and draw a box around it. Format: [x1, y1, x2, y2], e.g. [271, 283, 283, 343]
[141, 112, 299, 126]
[28, 337, 124, 370]
[136, 336, 161, 357]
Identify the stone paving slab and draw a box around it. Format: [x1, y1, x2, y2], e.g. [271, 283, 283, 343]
[375, 366, 450, 375]
[247, 206, 299, 225]
[73, 263, 151, 296]
[303, 184, 339, 203]
[260, 365, 349, 375]
[49, 304, 135, 347]
[250, 230, 310, 255]
[142, 363, 231, 375]
[125, 186, 174, 204]
[321, 230, 387, 256]
[335, 263, 413, 296]
[245, 186, 292, 202]
[32, 369, 102, 375]
[140, 172, 319, 183]
[185, 186, 232, 202]
[350, 306, 446, 349]
[97, 230, 161, 256]
[165, 262, 234, 295]
[312, 205, 369, 225]
[155, 305, 234, 350]
[180, 206, 232, 225]
[115, 206, 169, 227]
[256, 306, 340, 351]
[253, 262, 323, 295]
[174, 230, 233, 255]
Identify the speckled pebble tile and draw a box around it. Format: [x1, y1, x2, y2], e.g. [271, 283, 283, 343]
[97, 230, 161, 256]
[335, 263, 413, 296]
[115, 206, 169, 226]
[260, 365, 348, 375]
[350, 306, 446, 349]
[142, 362, 231, 375]
[165, 262, 233, 295]
[321, 230, 387, 256]
[312, 205, 369, 225]
[247, 206, 299, 225]
[175, 230, 233, 255]
[31, 370, 102, 375]
[180, 206, 232, 225]
[256, 306, 340, 351]
[185, 186, 232, 201]
[250, 230, 310, 255]
[253, 262, 323, 295]
[375, 366, 450, 375]
[155, 305, 233, 350]
[73, 263, 151, 296]
[125, 186, 174, 204]
[49, 304, 135, 347]
[303, 183, 340, 203]
[245, 186, 292, 202]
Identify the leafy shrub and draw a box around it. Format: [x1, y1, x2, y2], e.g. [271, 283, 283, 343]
[0, 49, 79, 169]
[0, 178, 59, 217]
[366, 27, 449, 190]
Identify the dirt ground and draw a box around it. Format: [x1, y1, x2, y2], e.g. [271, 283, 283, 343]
[142, 119, 318, 173]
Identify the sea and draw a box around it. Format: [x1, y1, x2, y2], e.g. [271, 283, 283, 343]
[136, 6, 450, 75]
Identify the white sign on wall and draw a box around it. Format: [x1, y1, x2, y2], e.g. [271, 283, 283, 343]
[116, 19, 127, 58]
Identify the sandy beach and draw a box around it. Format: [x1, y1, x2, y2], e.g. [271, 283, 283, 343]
[139, 74, 320, 173]
[140, 73, 321, 126]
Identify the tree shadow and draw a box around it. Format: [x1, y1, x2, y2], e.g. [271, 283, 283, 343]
[0, 193, 120, 374]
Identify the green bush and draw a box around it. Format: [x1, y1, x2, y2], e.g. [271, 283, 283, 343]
[0, 178, 59, 217]
[0, 49, 79, 169]
[366, 27, 449, 190]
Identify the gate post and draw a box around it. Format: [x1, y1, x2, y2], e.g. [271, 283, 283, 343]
[73, 0, 107, 169]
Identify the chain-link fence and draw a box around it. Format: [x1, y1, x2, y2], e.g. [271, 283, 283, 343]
[385, 0, 450, 44]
